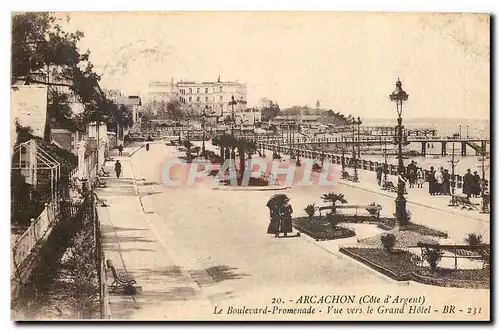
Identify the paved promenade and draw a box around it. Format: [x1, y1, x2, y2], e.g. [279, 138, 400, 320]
[95, 142, 489, 320]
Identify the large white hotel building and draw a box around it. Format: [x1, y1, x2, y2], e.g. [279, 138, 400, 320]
[147, 77, 260, 123]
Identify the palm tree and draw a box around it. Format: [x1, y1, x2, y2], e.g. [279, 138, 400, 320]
[321, 192, 348, 215]
[212, 134, 235, 163]
[235, 138, 257, 174]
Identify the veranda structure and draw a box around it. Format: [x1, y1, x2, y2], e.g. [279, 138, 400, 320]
[11, 140, 61, 227]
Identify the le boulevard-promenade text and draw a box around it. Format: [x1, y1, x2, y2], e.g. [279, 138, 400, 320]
[212, 294, 440, 316]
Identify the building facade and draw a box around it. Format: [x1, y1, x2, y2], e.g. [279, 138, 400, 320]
[146, 77, 248, 117]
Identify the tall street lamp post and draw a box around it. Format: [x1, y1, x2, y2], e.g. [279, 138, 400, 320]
[350, 118, 359, 182]
[201, 105, 210, 155]
[390, 78, 409, 226]
[447, 143, 460, 206]
[229, 96, 237, 161]
[357, 117, 362, 159]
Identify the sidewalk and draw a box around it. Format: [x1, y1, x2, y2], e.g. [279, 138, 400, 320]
[97, 146, 214, 320]
[274, 152, 489, 223]
[335, 167, 489, 223]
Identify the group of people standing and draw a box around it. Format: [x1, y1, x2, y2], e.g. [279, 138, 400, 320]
[427, 166, 452, 195]
[375, 160, 485, 198]
[405, 161, 425, 189]
[461, 169, 483, 198]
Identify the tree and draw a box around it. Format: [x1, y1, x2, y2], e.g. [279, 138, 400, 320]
[305, 204, 317, 218]
[422, 248, 444, 270]
[380, 234, 397, 253]
[321, 192, 347, 215]
[235, 138, 257, 174]
[12, 13, 85, 83]
[260, 98, 281, 121]
[166, 100, 184, 120]
[12, 12, 107, 140]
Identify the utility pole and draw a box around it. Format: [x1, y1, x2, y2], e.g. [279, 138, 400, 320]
[383, 137, 388, 183]
[351, 118, 359, 182]
[230, 96, 237, 161]
[357, 117, 362, 159]
[478, 149, 490, 214]
[447, 143, 460, 206]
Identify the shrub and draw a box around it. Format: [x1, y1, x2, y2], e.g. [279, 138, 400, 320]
[465, 233, 483, 246]
[304, 204, 317, 218]
[422, 247, 444, 270]
[380, 234, 397, 253]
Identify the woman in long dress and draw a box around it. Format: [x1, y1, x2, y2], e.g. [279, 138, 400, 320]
[279, 201, 293, 237]
[267, 207, 280, 237]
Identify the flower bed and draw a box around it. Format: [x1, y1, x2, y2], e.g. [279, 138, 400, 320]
[220, 176, 269, 187]
[293, 216, 356, 241]
[340, 247, 490, 289]
[403, 223, 448, 238]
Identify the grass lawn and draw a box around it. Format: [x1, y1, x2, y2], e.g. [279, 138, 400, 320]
[342, 247, 490, 289]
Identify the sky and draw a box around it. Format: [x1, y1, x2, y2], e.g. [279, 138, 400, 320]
[58, 12, 490, 119]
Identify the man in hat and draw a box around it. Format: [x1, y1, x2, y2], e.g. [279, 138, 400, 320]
[463, 169, 473, 198]
[472, 171, 481, 197]
[115, 160, 122, 178]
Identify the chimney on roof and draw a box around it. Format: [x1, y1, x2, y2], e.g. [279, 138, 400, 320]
[217, 75, 220, 83]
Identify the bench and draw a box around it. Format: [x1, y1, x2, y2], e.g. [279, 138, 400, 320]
[99, 167, 111, 177]
[341, 171, 358, 182]
[106, 259, 140, 294]
[319, 204, 382, 218]
[95, 176, 107, 188]
[105, 156, 114, 162]
[450, 195, 478, 210]
[416, 243, 490, 269]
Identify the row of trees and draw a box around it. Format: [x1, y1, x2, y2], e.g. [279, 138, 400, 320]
[141, 100, 184, 122]
[259, 97, 353, 126]
[211, 134, 257, 174]
[12, 12, 128, 141]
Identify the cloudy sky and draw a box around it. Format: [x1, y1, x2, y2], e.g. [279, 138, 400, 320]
[59, 12, 490, 119]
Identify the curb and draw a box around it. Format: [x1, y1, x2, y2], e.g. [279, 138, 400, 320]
[128, 144, 145, 157]
[337, 179, 488, 223]
[295, 230, 404, 285]
[339, 247, 407, 281]
[212, 185, 292, 191]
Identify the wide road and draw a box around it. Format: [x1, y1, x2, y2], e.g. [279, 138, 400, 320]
[129, 142, 489, 321]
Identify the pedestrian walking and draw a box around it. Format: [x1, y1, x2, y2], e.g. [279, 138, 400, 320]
[278, 200, 293, 237]
[416, 168, 425, 188]
[442, 169, 451, 195]
[115, 160, 122, 178]
[267, 207, 280, 237]
[375, 164, 383, 186]
[472, 171, 481, 197]
[118, 144, 123, 156]
[146, 143, 150, 152]
[435, 167, 444, 195]
[462, 169, 473, 198]
[428, 166, 436, 195]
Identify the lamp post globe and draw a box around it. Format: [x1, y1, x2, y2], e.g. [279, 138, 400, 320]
[389, 78, 409, 226]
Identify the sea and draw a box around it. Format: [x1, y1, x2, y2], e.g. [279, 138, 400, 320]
[351, 117, 490, 177]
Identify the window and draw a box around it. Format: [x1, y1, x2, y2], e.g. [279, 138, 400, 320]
[220, 86, 223, 92]
[197, 88, 200, 93]
[205, 97, 208, 102]
[213, 88, 216, 93]
[205, 88, 208, 93]
[220, 96, 223, 101]
[189, 88, 192, 93]
[189, 96, 192, 102]
[197, 96, 200, 102]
